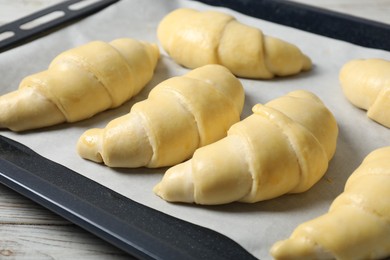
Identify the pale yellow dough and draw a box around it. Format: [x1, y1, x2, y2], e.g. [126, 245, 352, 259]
[154, 90, 338, 205]
[271, 147, 390, 260]
[0, 38, 160, 131]
[339, 58, 390, 128]
[77, 64, 244, 168]
[157, 8, 312, 79]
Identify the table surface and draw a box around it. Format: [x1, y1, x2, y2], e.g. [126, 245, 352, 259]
[0, 0, 389, 259]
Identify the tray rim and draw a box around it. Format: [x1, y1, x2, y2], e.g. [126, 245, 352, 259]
[194, 0, 390, 52]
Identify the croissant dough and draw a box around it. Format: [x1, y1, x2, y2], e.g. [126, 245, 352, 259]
[339, 58, 390, 128]
[271, 147, 390, 260]
[77, 64, 244, 168]
[0, 38, 160, 131]
[154, 90, 338, 205]
[157, 8, 312, 79]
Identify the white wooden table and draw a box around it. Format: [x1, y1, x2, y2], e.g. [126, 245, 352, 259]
[0, 0, 389, 259]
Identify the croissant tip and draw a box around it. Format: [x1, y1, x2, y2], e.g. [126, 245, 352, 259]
[270, 238, 333, 260]
[152, 183, 163, 198]
[302, 54, 313, 71]
[154, 162, 195, 203]
[77, 129, 104, 163]
[152, 180, 177, 202]
[0, 112, 5, 129]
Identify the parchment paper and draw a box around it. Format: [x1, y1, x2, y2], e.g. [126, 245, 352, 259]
[1, 1, 390, 259]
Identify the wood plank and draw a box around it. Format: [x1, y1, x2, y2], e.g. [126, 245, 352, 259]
[0, 184, 69, 225]
[0, 225, 132, 259]
[0, 185, 131, 258]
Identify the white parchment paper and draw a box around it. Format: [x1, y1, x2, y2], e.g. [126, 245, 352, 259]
[1, 1, 390, 259]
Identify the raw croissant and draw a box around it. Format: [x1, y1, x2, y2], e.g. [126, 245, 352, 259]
[270, 147, 390, 260]
[154, 90, 338, 205]
[339, 58, 390, 128]
[0, 38, 160, 131]
[77, 64, 244, 168]
[157, 8, 312, 79]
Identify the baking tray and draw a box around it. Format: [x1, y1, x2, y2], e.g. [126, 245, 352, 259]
[0, 0, 120, 53]
[0, 0, 389, 259]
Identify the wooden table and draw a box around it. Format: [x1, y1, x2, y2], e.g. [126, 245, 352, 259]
[0, 0, 389, 259]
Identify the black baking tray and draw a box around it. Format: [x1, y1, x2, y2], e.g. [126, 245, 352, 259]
[0, 0, 389, 259]
[195, 0, 390, 52]
[0, 0, 120, 53]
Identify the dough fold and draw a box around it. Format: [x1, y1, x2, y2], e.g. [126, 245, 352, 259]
[0, 38, 159, 131]
[271, 147, 390, 260]
[158, 8, 312, 79]
[77, 64, 244, 168]
[339, 58, 390, 128]
[154, 90, 338, 204]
